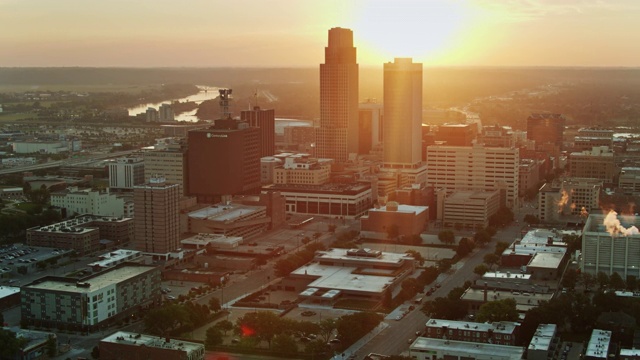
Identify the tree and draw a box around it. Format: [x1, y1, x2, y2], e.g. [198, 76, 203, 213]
[0, 328, 28, 358]
[523, 214, 540, 225]
[214, 319, 234, 335]
[271, 334, 298, 354]
[386, 224, 400, 241]
[438, 230, 455, 244]
[317, 318, 337, 343]
[205, 327, 223, 349]
[610, 272, 625, 290]
[405, 250, 425, 265]
[335, 312, 383, 346]
[562, 234, 581, 254]
[25, 188, 50, 205]
[483, 253, 500, 270]
[437, 259, 452, 273]
[91, 345, 100, 359]
[46, 335, 57, 357]
[400, 278, 420, 299]
[456, 237, 474, 257]
[627, 275, 638, 291]
[474, 264, 489, 276]
[236, 311, 284, 348]
[562, 269, 578, 289]
[208, 297, 221, 313]
[597, 271, 610, 289]
[476, 299, 519, 323]
[494, 241, 510, 256]
[474, 230, 492, 246]
[582, 272, 595, 290]
[489, 207, 514, 228]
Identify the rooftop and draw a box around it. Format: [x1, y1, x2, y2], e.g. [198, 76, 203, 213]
[26, 264, 155, 293]
[367, 204, 428, 215]
[317, 248, 413, 265]
[181, 233, 243, 246]
[585, 329, 611, 359]
[461, 288, 553, 313]
[584, 213, 640, 235]
[264, 182, 371, 195]
[101, 331, 204, 354]
[88, 250, 142, 268]
[482, 271, 531, 281]
[426, 319, 519, 335]
[411, 337, 524, 360]
[292, 263, 394, 294]
[527, 252, 564, 269]
[0, 286, 20, 299]
[528, 324, 557, 352]
[188, 203, 264, 222]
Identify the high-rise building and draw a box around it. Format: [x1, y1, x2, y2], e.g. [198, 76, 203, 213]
[358, 100, 383, 155]
[143, 141, 188, 195]
[426, 144, 520, 209]
[133, 177, 181, 256]
[526, 113, 565, 149]
[383, 58, 423, 167]
[435, 123, 478, 146]
[187, 119, 261, 203]
[317, 27, 359, 163]
[108, 156, 145, 190]
[158, 103, 175, 122]
[241, 106, 275, 157]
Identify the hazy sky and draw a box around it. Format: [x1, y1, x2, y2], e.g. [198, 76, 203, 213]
[1, 0, 639, 67]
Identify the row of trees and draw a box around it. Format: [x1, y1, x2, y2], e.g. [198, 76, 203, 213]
[273, 242, 326, 277]
[144, 300, 221, 337]
[205, 310, 383, 356]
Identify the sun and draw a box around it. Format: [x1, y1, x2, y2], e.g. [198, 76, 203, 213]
[350, 0, 471, 65]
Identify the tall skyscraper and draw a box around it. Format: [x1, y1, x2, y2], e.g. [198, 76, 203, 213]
[241, 106, 275, 157]
[133, 177, 180, 256]
[383, 58, 423, 167]
[317, 27, 359, 163]
[358, 100, 383, 155]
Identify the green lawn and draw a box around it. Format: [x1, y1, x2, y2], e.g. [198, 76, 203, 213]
[14, 202, 43, 214]
[0, 111, 36, 122]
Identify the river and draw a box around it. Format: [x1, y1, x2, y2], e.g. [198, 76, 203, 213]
[126, 85, 313, 133]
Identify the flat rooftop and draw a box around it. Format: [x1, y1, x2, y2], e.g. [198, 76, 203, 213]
[426, 319, 519, 335]
[585, 213, 640, 235]
[585, 329, 611, 359]
[411, 337, 524, 360]
[88, 250, 141, 268]
[0, 286, 20, 299]
[26, 265, 154, 293]
[502, 244, 567, 257]
[188, 203, 263, 222]
[101, 331, 203, 353]
[367, 204, 428, 215]
[264, 182, 371, 195]
[181, 233, 242, 246]
[528, 324, 557, 352]
[316, 248, 413, 266]
[482, 271, 531, 281]
[528, 252, 564, 269]
[292, 263, 394, 294]
[461, 288, 553, 312]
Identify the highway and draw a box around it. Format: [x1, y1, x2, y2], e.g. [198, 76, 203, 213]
[0, 150, 138, 175]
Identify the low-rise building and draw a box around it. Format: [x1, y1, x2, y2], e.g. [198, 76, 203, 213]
[2, 327, 57, 360]
[424, 318, 520, 345]
[21, 263, 161, 331]
[88, 249, 143, 272]
[27, 215, 134, 255]
[460, 288, 554, 318]
[0, 285, 20, 310]
[439, 190, 500, 230]
[263, 182, 372, 219]
[186, 203, 270, 241]
[282, 248, 415, 306]
[360, 201, 428, 238]
[100, 331, 204, 360]
[51, 187, 126, 218]
[527, 324, 560, 360]
[585, 329, 612, 360]
[409, 337, 524, 360]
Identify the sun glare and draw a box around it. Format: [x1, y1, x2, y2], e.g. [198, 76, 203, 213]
[351, 0, 470, 65]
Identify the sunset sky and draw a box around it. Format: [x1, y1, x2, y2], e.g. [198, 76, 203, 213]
[1, 0, 639, 67]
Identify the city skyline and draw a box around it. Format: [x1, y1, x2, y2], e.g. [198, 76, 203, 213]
[1, 0, 640, 67]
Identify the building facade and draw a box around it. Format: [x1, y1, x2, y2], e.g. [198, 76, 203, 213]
[360, 202, 428, 237]
[582, 213, 640, 277]
[51, 187, 126, 217]
[317, 27, 359, 163]
[569, 146, 616, 182]
[100, 331, 205, 360]
[358, 100, 383, 155]
[526, 113, 565, 149]
[241, 106, 275, 158]
[27, 215, 133, 255]
[21, 263, 161, 331]
[383, 58, 423, 168]
[439, 190, 501, 229]
[133, 178, 181, 256]
[187, 121, 261, 203]
[108, 156, 145, 190]
[143, 141, 188, 195]
[426, 144, 520, 209]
